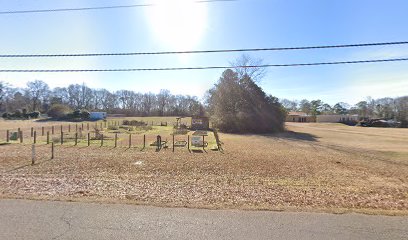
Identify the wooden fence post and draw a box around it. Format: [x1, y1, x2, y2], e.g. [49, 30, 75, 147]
[75, 124, 78, 132]
[129, 134, 132, 148]
[87, 132, 90, 146]
[172, 134, 175, 152]
[101, 134, 104, 147]
[42, 126, 44, 136]
[75, 132, 78, 146]
[143, 135, 146, 149]
[52, 126, 54, 135]
[31, 127, 34, 137]
[61, 131, 64, 145]
[187, 135, 190, 151]
[60, 125, 63, 133]
[81, 123, 84, 130]
[115, 133, 118, 148]
[31, 144, 36, 165]
[47, 131, 50, 144]
[20, 130, 23, 143]
[34, 131, 37, 144]
[156, 135, 161, 151]
[202, 135, 205, 150]
[87, 123, 89, 130]
[6, 130, 9, 142]
[17, 128, 20, 140]
[51, 142, 54, 159]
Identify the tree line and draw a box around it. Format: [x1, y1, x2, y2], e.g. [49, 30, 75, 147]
[280, 97, 408, 126]
[0, 81, 204, 117]
[3, 55, 405, 132]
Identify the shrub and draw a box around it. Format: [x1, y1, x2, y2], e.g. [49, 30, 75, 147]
[2, 112, 9, 119]
[48, 104, 72, 118]
[13, 109, 23, 118]
[81, 110, 90, 120]
[29, 111, 40, 119]
[72, 110, 82, 118]
[130, 120, 146, 126]
[108, 125, 119, 130]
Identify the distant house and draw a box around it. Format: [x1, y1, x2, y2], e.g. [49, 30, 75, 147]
[285, 112, 316, 123]
[191, 116, 210, 130]
[316, 114, 359, 123]
[89, 112, 107, 120]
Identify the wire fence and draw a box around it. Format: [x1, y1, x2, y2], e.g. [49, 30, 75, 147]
[0, 120, 218, 152]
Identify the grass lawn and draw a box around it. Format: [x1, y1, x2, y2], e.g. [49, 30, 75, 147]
[0, 120, 407, 215]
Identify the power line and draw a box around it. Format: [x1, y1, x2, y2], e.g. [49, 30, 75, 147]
[1, 41, 407, 58]
[1, 57, 407, 72]
[0, 0, 237, 15]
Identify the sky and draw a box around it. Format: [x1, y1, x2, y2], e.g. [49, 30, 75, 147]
[0, 0, 408, 105]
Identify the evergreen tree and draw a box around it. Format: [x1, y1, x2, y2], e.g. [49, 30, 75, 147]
[207, 69, 285, 133]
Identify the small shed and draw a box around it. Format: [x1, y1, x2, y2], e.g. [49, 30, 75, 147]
[90, 112, 107, 120]
[191, 116, 210, 130]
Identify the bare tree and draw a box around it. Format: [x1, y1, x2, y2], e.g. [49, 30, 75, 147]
[157, 89, 171, 116]
[26, 80, 50, 111]
[229, 54, 267, 83]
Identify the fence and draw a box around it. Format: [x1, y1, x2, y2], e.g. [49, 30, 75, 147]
[1, 123, 216, 150]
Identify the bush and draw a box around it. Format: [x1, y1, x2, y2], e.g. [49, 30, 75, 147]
[2, 110, 40, 120]
[29, 111, 40, 119]
[108, 125, 119, 130]
[72, 110, 81, 118]
[81, 110, 90, 120]
[2, 112, 9, 119]
[13, 109, 23, 118]
[130, 120, 146, 126]
[48, 104, 72, 118]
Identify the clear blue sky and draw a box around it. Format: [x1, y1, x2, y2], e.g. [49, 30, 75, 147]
[1, 0, 408, 105]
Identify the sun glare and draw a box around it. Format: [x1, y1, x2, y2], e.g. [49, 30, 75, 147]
[145, 0, 208, 50]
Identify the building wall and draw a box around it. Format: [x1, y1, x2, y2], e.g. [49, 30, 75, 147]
[316, 115, 359, 123]
[90, 112, 107, 120]
[285, 115, 316, 122]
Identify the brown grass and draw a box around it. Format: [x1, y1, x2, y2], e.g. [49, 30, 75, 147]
[0, 120, 407, 215]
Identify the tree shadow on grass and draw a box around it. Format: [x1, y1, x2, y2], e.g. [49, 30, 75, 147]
[262, 130, 319, 142]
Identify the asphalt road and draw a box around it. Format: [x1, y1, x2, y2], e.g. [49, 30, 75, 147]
[0, 199, 407, 240]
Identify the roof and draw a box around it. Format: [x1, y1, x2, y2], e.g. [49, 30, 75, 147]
[287, 111, 308, 116]
[317, 114, 359, 117]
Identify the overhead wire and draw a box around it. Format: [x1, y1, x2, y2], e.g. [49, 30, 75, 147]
[1, 57, 407, 72]
[1, 41, 408, 58]
[0, 0, 237, 15]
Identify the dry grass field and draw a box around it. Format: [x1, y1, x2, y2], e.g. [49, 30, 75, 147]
[0, 119, 407, 215]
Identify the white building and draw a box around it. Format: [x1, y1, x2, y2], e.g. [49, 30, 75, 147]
[316, 114, 359, 123]
[89, 112, 107, 120]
